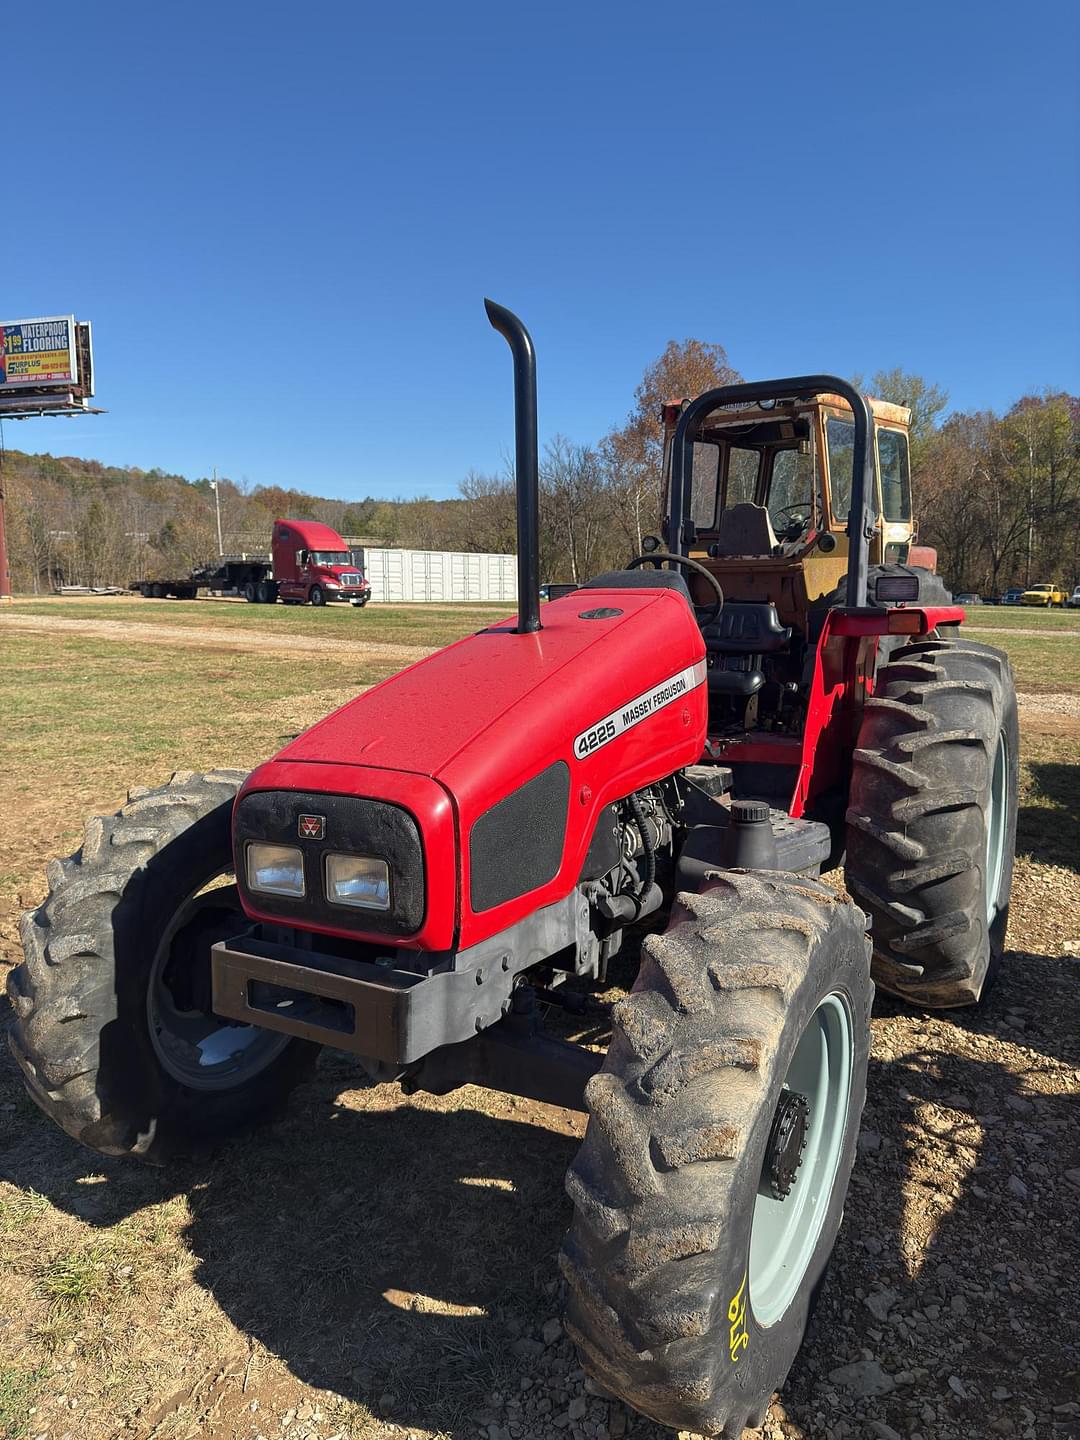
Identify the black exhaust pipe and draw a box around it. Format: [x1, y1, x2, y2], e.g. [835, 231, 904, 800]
[485, 299, 541, 634]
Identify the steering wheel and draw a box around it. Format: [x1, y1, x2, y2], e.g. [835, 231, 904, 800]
[770, 502, 814, 544]
[626, 552, 724, 628]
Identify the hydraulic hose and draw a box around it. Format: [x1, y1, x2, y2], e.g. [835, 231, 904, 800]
[628, 791, 657, 906]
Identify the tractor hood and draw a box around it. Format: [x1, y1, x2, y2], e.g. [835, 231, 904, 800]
[236, 585, 707, 951]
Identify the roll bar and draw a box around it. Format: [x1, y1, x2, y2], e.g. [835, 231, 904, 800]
[667, 376, 877, 609]
[485, 299, 542, 634]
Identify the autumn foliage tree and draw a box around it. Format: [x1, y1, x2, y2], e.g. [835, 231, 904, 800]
[601, 339, 741, 553]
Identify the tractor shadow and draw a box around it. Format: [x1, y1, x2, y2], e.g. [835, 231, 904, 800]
[2, 943, 1078, 1438]
[0, 1021, 593, 1436]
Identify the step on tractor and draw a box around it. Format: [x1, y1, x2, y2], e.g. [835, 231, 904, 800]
[10, 303, 1019, 1436]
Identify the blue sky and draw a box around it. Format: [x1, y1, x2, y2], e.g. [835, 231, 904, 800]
[6, 1, 1078, 499]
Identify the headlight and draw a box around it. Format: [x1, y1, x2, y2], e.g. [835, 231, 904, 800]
[325, 853, 390, 910]
[246, 842, 305, 897]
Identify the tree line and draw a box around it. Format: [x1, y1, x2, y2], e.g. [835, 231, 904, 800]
[2, 346, 1076, 595]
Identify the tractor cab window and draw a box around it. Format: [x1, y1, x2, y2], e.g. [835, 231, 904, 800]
[877, 428, 911, 522]
[308, 550, 350, 565]
[726, 446, 760, 507]
[690, 442, 721, 529]
[826, 416, 855, 522]
[766, 447, 816, 535]
[675, 413, 816, 537]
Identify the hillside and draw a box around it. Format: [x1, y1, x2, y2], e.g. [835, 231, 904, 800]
[0, 448, 469, 590]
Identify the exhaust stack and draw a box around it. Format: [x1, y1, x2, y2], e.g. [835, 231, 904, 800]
[485, 299, 541, 634]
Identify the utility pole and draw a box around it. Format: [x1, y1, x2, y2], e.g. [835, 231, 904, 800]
[210, 469, 224, 557]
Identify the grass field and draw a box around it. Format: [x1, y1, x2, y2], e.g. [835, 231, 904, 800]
[960, 604, 1079, 630]
[0, 599, 1077, 1440]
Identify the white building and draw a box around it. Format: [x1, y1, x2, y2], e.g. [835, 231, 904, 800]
[354, 547, 517, 603]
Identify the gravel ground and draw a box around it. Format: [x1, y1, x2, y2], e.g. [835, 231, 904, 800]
[1016, 691, 1080, 718]
[436, 959, 1080, 1440]
[137, 950, 1073, 1440]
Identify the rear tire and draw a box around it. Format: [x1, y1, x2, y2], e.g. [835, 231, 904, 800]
[256, 580, 277, 604]
[845, 638, 1019, 1007]
[561, 871, 872, 1437]
[7, 772, 319, 1161]
[243, 581, 258, 603]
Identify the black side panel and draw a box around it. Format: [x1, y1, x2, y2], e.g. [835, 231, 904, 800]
[470, 762, 570, 912]
[580, 804, 621, 881]
[235, 789, 425, 937]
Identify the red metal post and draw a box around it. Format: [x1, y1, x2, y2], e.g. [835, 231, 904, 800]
[0, 465, 11, 599]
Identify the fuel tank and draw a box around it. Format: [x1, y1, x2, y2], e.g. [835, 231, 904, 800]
[235, 584, 707, 951]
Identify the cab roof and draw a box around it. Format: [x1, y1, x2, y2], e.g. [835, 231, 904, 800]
[273, 518, 348, 549]
[696, 394, 911, 431]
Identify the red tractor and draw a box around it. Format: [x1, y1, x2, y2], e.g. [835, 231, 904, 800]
[10, 303, 1018, 1436]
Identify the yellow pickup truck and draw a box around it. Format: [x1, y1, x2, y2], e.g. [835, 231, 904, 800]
[1021, 583, 1067, 607]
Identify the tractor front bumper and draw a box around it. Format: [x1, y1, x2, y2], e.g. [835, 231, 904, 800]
[209, 903, 601, 1109]
[210, 890, 596, 1068]
[211, 931, 447, 1064]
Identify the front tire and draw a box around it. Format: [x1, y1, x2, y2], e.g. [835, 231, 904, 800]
[561, 871, 872, 1437]
[309, 585, 325, 607]
[845, 638, 1019, 1007]
[7, 772, 319, 1161]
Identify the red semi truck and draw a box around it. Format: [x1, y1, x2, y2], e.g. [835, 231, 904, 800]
[130, 518, 372, 607]
[269, 518, 370, 607]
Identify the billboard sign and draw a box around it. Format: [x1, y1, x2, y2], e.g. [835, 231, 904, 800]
[0, 316, 95, 414]
[0, 315, 81, 390]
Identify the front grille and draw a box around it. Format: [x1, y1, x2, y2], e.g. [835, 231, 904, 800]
[340, 574, 362, 586]
[234, 789, 425, 936]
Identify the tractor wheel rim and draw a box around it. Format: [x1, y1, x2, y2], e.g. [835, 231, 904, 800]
[986, 729, 1009, 924]
[748, 991, 853, 1328]
[147, 874, 292, 1091]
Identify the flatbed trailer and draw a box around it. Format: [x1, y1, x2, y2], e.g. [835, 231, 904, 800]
[130, 557, 272, 600]
[131, 520, 372, 607]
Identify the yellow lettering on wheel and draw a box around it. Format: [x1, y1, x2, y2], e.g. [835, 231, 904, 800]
[727, 1271, 749, 1362]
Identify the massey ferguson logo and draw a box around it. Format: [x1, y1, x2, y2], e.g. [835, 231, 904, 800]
[298, 814, 326, 840]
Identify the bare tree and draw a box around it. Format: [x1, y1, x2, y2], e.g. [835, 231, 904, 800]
[540, 436, 611, 582]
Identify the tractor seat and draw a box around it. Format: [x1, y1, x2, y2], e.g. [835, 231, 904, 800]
[702, 601, 792, 654]
[711, 503, 779, 558]
[701, 601, 792, 700]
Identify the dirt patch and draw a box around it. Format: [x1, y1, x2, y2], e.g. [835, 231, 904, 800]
[1, 612, 435, 665]
[1017, 690, 1080, 726]
[971, 624, 1080, 638]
